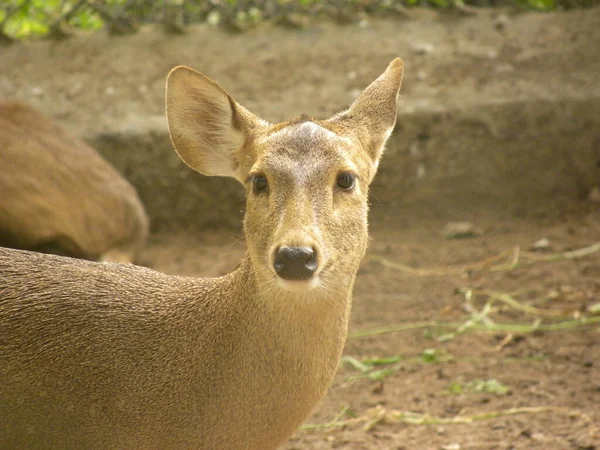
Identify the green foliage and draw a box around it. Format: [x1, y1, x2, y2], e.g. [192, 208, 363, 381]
[516, 0, 556, 10]
[447, 381, 464, 394]
[0, 0, 104, 39]
[362, 355, 403, 365]
[341, 355, 402, 382]
[447, 378, 511, 396]
[341, 349, 453, 382]
[419, 348, 452, 364]
[71, 10, 103, 30]
[3, 1, 47, 39]
[0, 0, 592, 41]
[471, 378, 510, 395]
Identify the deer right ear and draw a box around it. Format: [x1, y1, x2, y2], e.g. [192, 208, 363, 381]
[327, 58, 404, 166]
[165, 66, 261, 181]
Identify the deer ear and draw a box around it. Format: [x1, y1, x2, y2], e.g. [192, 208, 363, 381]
[328, 58, 404, 164]
[165, 66, 261, 181]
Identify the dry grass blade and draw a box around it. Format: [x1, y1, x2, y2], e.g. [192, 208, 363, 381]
[350, 316, 600, 339]
[371, 241, 600, 277]
[302, 404, 590, 431]
[370, 249, 514, 276]
[521, 241, 600, 262]
[358, 285, 600, 342]
[476, 289, 569, 318]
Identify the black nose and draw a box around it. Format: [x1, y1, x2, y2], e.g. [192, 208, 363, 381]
[274, 246, 318, 281]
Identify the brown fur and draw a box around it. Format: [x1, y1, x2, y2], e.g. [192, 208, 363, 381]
[0, 58, 404, 449]
[0, 102, 149, 262]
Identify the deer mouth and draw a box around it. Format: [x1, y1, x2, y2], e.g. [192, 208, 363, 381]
[276, 276, 321, 293]
[273, 258, 337, 294]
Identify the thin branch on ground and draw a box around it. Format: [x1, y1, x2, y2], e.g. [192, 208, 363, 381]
[476, 289, 569, 318]
[437, 286, 585, 341]
[370, 248, 515, 276]
[351, 283, 600, 341]
[301, 404, 590, 431]
[371, 241, 600, 277]
[349, 316, 600, 339]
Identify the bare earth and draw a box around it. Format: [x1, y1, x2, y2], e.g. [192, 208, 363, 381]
[140, 211, 600, 450]
[1, 5, 599, 450]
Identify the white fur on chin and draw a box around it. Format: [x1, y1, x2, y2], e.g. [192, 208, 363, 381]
[276, 277, 320, 293]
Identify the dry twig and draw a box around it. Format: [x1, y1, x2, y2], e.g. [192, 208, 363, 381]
[302, 404, 590, 431]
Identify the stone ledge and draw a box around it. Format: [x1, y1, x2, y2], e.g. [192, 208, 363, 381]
[87, 94, 600, 232]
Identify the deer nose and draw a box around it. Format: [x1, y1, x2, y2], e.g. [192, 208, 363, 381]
[273, 246, 318, 281]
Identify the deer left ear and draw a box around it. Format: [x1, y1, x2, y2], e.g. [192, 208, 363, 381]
[327, 58, 404, 165]
[165, 65, 263, 182]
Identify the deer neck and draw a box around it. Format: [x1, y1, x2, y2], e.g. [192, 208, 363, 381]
[227, 253, 354, 371]
[222, 254, 354, 436]
[238, 253, 353, 332]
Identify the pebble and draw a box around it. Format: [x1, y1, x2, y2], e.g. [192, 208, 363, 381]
[441, 222, 482, 240]
[409, 141, 420, 156]
[441, 443, 461, 450]
[530, 237, 551, 251]
[68, 81, 83, 98]
[494, 13, 510, 30]
[588, 186, 600, 202]
[495, 63, 515, 73]
[411, 42, 434, 55]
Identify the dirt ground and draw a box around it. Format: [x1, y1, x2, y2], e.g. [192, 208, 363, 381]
[139, 210, 600, 450]
[2, 5, 599, 450]
[1, 7, 599, 136]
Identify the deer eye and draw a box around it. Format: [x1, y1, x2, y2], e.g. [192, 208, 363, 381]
[252, 174, 268, 194]
[336, 172, 356, 191]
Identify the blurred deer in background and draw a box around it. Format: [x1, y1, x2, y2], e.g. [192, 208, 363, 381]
[0, 102, 149, 263]
[0, 58, 404, 449]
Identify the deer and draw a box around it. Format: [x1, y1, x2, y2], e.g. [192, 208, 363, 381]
[0, 102, 149, 263]
[0, 57, 404, 449]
